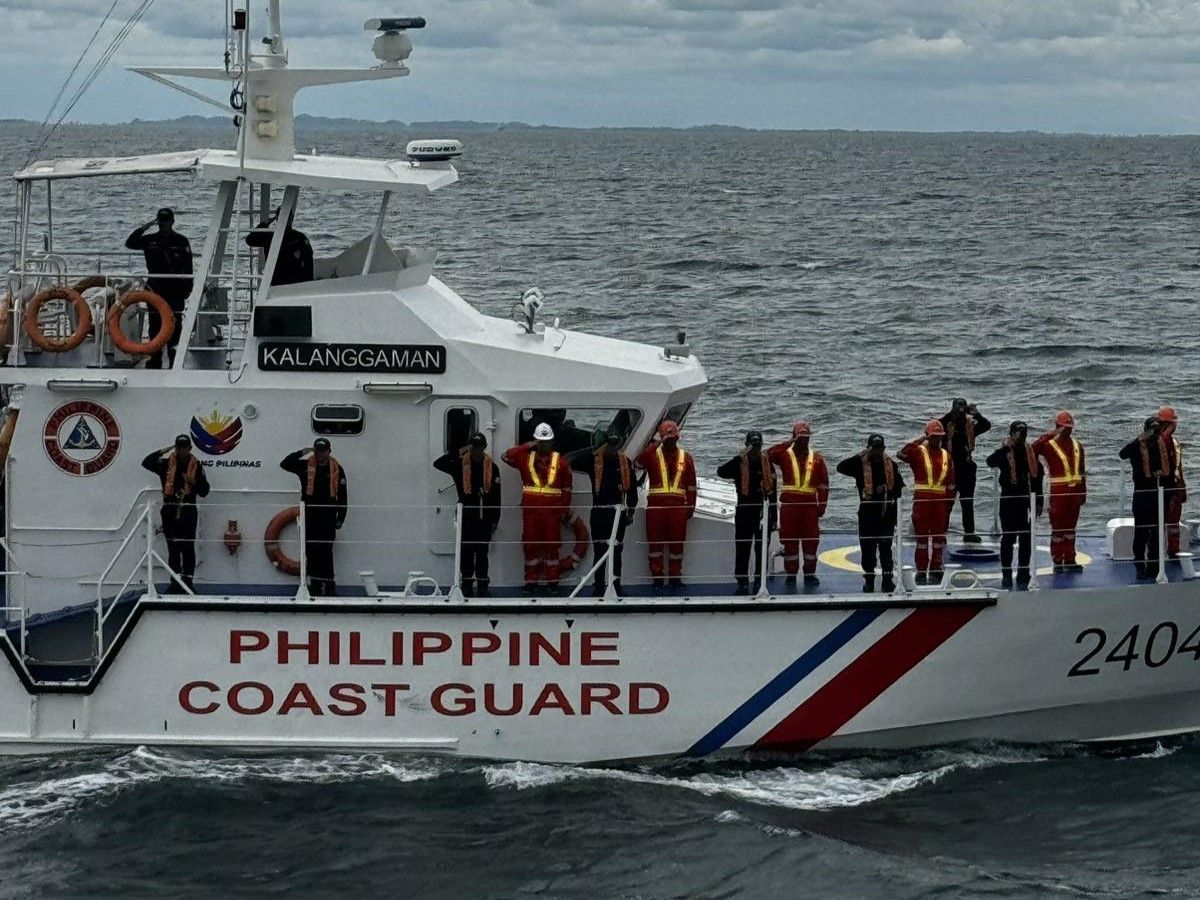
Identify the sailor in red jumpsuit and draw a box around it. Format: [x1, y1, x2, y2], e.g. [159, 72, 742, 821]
[767, 421, 829, 587]
[898, 420, 956, 584]
[502, 422, 573, 594]
[1158, 406, 1187, 557]
[1032, 411, 1087, 573]
[635, 420, 697, 590]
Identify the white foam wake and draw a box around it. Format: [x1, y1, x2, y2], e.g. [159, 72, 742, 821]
[482, 746, 1050, 812]
[0, 746, 442, 834]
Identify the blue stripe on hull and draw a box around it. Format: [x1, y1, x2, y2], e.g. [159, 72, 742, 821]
[685, 607, 884, 756]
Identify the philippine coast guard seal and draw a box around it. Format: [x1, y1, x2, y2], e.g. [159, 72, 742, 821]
[43, 400, 121, 476]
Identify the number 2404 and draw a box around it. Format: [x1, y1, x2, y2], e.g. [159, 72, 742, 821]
[1069, 622, 1200, 677]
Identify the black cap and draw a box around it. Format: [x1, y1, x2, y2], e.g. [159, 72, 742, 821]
[867, 433, 885, 449]
[469, 432, 487, 448]
[605, 428, 622, 443]
[174, 434, 191, 449]
[156, 207, 175, 221]
[1145, 416, 1159, 431]
[1010, 420, 1028, 433]
[313, 438, 331, 451]
[745, 430, 763, 445]
[953, 397, 967, 408]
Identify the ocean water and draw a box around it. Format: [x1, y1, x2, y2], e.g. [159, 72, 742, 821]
[1, 124, 1199, 897]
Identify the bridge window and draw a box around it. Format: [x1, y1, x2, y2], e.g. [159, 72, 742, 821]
[312, 404, 365, 436]
[518, 408, 643, 457]
[445, 407, 478, 453]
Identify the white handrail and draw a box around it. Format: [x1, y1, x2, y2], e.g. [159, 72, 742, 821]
[296, 501, 311, 601]
[447, 501, 464, 601]
[1028, 490, 1040, 591]
[1157, 482, 1168, 585]
[754, 499, 770, 599]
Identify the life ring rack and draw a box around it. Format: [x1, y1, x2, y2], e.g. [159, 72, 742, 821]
[264, 506, 302, 577]
[559, 513, 590, 575]
[106, 290, 174, 356]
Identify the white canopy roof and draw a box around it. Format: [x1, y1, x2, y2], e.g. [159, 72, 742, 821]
[14, 148, 457, 193]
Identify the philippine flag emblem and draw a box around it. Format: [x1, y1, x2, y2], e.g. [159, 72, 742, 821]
[190, 409, 243, 456]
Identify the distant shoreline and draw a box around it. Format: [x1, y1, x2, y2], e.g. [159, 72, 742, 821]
[1, 116, 1194, 138]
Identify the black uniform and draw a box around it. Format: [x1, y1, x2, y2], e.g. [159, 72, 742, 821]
[247, 222, 314, 286]
[1118, 435, 1168, 578]
[433, 450, 502, 596]
[716, 452, 777, 591]
[141, 449, 210, 591]
[573, 449, 639, 594]
[940, 410, 990, 539]
[836, 453, 905, 591]
[985, 443, 1044, 586]
[125, 224, 193, 369]
[280, 450, 348, 595]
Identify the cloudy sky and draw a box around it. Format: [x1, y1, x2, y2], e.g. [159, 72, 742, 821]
[2, 0, 1200, 132]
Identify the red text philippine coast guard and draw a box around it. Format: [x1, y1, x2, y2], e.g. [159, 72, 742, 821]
[177, 629, 671, 718]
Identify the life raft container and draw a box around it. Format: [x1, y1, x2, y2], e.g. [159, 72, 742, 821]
[264, 506, 302, 576]
[23, 287, 93, 352]
[559, 513, 590, 575]
[106, 290, 174, 356]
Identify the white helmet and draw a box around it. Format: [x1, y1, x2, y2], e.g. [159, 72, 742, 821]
[533, 423, 555, 441]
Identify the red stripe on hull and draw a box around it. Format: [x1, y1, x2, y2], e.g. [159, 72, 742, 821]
[755, 605, 982, 751]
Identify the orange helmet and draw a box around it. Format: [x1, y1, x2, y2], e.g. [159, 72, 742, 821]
[1055, 410, 1075, 428]
[659, 420, 680, 440]
[1158, 406, 1178, 424]
[792, 420, 812, 438]
[924, 419, 945, 437]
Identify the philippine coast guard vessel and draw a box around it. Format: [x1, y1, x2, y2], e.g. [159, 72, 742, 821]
[1, 4, 1198, 763]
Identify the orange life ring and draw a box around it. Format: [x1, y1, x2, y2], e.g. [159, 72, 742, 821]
[106, 290, 174, 356]
[264, 506, 301, 576]
[23, 287, 93, 352]
[559, 513, 590, 575]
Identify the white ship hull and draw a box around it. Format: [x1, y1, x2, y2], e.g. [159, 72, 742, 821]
[2, 579, 1198, 763]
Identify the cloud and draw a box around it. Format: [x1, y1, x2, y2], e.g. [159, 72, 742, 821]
[2, 0, 1200, 131]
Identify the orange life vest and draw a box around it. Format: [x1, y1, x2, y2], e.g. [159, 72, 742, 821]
[913, 445, 951, 493]
[781, 447, 819, 494]
[305, 456, 341, 498]
[523, 451, 564, 496]
[1044, 437, 1084, 487]
[860, 453, 896, 500]
[648, 446, 688, 496]
[593, 449, 632, 494]
[460, 449, 494, 495]
[738, 450, 775, 496]
[163, 452, 198, 499]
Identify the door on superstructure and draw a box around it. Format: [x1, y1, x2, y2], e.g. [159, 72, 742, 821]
[428, 399, 496, 556]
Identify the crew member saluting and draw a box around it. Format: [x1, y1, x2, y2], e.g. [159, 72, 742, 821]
[434, 432, 501, 597]
[503, 424, 573, 595]
[767, 421, 829, 588]
[1032, 411, 1086, 574]
[1119, 416, 1169, 580]
[940, 398, 990, 543]
[986, 421, 1044, 590]
[837, 434, 904, 593]
[1157, 407, 1187, 558]
[125, 207, 193, 369]
[717, 431, 777, 595]
[280, 438, 347, 596]
[898, 421, 956, 585]
[636, 420, 696, 591]
[141, 434, 210, 592]
[574, 428, 639, 597]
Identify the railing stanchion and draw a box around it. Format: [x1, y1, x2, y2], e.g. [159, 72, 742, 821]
[448, 503, 465, 601]
[1028, 491, 1040, 591]
[755, 499, 770, 599]
[896, 491, 909, 591]
[143, 501, 158, 599]
[1157, 483, 1169, 585]
[603, 504, 622, 601]
[296, 502, 311, 601]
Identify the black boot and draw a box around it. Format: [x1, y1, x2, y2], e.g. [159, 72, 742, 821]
[784, 574, 797, 590]
[862, 574, 876, 593]
[735, 579, 750, 596]
[1016, 568, 1031, 590]
[1001, 568, 1013, 590]
[881, 575, 896, 593]
[476, 580, 491, 598]
[915, 572, 928, 586]
[803, 574, 820, 587]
